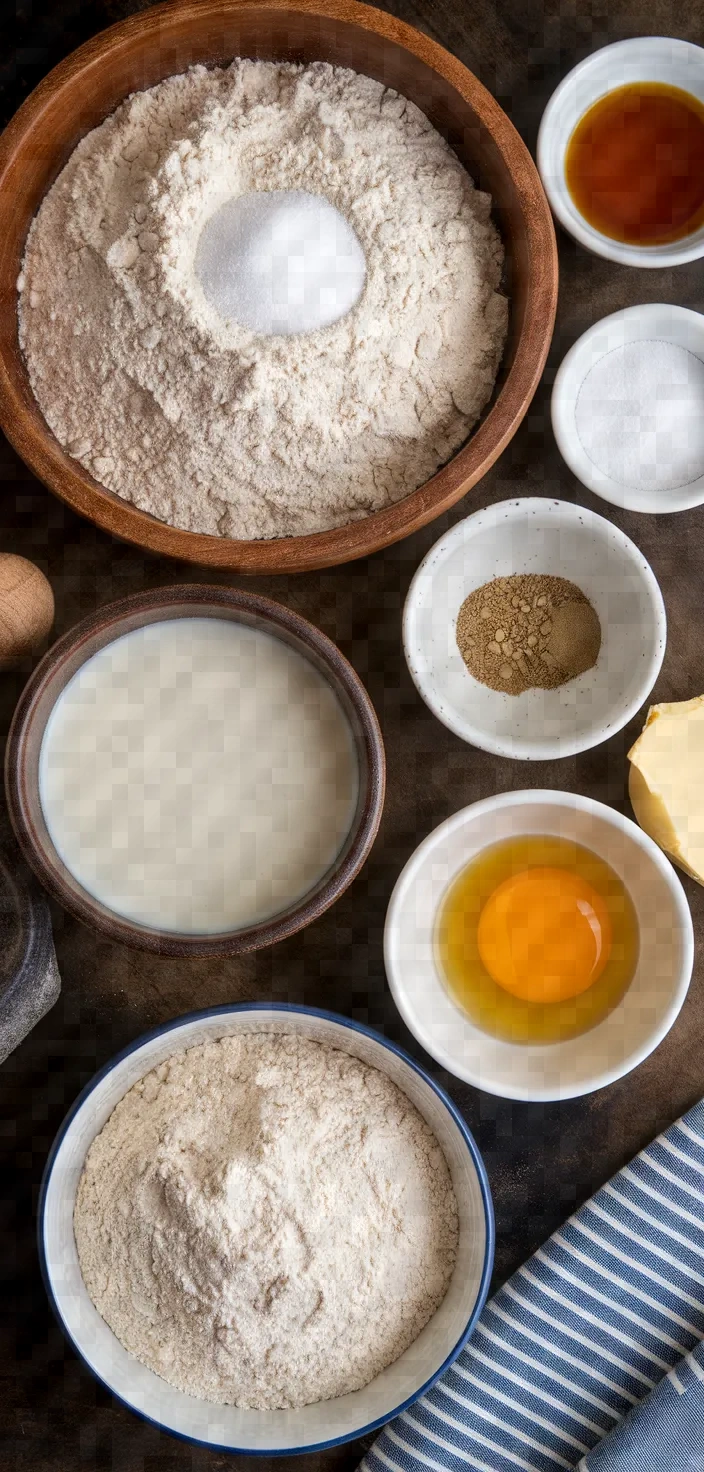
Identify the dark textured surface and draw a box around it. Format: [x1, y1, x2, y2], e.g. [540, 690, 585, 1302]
[2, 2, 704, 1469]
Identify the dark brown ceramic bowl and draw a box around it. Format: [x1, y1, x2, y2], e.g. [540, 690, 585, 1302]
[4, 586, 385, 956]
[0, 0, 557, 575]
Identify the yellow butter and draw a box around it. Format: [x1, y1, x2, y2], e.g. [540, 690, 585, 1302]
[627, 695, 704, 884]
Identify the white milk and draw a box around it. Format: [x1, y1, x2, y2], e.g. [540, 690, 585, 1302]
[38, 618, 360, 934]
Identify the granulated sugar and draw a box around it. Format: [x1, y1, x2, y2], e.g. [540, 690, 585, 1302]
[73, 1033, 459, 1410]
[574, 338, 704, 493]
[195, 188, 367, 335]
[18, 60, 507, 540]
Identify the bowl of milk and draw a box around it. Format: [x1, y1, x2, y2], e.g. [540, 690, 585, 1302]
[5, 586, 384, 954]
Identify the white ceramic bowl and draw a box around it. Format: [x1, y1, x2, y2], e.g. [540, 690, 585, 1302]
[403, 498, 666, 761]
[552, 304, 704, 513]
[537, 37, 704, 266]
[385, 791, 693, 1103]
[39, 1004, 493, 1456]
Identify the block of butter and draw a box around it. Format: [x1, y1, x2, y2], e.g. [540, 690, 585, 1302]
[628, 695, 704, 884]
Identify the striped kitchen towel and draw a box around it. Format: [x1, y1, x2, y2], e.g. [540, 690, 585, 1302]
[579, 1338, 704, 1470]
[360, 1099, 704, 1472]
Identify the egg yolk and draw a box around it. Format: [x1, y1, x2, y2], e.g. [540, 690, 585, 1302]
[477, 867, 612, 1004]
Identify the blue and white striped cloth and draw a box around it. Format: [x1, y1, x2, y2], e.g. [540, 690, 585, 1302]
[361, 1100, 704, 1472]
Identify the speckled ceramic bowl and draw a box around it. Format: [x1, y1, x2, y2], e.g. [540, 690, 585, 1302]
[402, 498, 666, 760]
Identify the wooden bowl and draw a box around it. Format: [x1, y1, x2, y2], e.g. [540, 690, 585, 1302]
[0, 0, 558, 575]
[4, 586, 385, 956]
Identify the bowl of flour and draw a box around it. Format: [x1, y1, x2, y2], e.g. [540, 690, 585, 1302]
[39, 1003, 493, 1454]
[0, 0, 557, 573]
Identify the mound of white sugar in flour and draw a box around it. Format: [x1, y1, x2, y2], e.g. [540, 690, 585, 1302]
[73, 1034, 459, 1409]
[18, 60, 507, 540]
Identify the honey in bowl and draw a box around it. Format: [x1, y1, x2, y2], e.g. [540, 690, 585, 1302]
[435, 836, 639, 1044]
[565, 82, 704, 246]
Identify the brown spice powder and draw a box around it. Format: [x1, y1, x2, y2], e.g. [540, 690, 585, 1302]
[456, 574, 601, 695]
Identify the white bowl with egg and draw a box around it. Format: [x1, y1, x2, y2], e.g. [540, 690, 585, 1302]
[403, 498, 666, 761]
[39, 1002, 494, 1455]
[384, 790, 693, 1102]
[537, 37, 704, 267]
[552, 304, 704, 513]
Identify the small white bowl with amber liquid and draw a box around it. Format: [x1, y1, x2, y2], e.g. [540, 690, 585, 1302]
[538, 37, 704, 267]
[384, 790, 693, 1101]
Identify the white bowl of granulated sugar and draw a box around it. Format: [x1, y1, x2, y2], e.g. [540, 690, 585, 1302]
[40, 1003, 493, 1456]
[552, 304, 704, 512]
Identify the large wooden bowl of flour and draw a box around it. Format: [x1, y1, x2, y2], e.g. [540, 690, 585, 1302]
[0, 0, 557, 574]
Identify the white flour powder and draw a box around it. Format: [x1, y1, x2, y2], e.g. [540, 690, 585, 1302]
[73, 1034, 459, 1409]
[19, 60, 507, 539]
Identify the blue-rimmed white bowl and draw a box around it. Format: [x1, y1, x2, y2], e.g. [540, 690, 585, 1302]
[39, 1003, 494, 1455]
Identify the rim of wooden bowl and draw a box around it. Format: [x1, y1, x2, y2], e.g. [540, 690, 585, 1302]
[0, 0, 558, 575]
[4, 585, 386, 956]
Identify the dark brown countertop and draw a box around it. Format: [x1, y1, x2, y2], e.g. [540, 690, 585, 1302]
[2, 1, 704, 1468]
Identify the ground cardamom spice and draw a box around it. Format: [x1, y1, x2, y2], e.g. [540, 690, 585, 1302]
[456, 574, 601, 695]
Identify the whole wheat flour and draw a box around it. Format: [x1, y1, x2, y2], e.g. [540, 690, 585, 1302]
[18, 60, 507, 539]
[73, 1033, 459, 1409]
